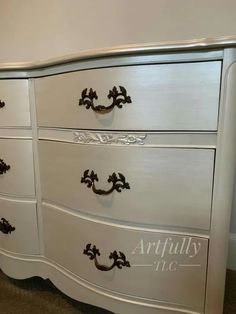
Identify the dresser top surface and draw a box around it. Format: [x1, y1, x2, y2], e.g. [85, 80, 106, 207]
[1, 35, 236, 71]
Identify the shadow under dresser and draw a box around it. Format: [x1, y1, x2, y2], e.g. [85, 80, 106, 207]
[1, 40, 236, 314]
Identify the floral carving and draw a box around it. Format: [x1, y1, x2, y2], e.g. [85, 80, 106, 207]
[74, 132, 146, 146]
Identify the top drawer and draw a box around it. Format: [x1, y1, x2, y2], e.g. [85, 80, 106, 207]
[35, 61, 221, 131]
[0, 80, 31, 127]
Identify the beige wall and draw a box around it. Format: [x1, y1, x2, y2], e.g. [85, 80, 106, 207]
[1, 0, 236, 62]
[1, 0, 236, 233]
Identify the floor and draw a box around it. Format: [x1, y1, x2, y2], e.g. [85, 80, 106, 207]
[0, 269, 235, 314]
[224, 270, 236, 314]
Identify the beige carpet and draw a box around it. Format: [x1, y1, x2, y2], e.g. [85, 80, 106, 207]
[224, 270, 236, 314]
[0, 269, 235, 314]
[0, 270, 112, 314]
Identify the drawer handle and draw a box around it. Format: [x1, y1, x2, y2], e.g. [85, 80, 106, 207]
[79, 86, 132, 114]
[81, 170, 130, 195]
[0, 218, 15, 234]
[0, 159, 10, 175]
[0, 100, 5, 108]
[83, 243, 131, 271]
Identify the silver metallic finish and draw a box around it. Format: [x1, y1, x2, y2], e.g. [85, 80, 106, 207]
[42, 203, 208, 313]
[73, 131, 146, 145]
[0, 35, 235, 71]
[39, 128, 217, 148]
[0, 139, 35, 197]
[205, 48, 236, 314]
[0, 80, 31, 127]
[35, 61, 221, 131]
[1, 43, 236, 314]
[0, 128, 32, 139]
[0, 247, 205, 314]
[39, 140, 214, 231]
[0, 50, 223, 79]
[0, 197, 39, 254]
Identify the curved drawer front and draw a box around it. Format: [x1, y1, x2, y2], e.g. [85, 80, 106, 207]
[0, 197, 39, 254]
[35, 61, 221, 130]
[43, 204, 208, 313]
[39, 141, 214, 230]
[0, 139, 35, 197]
[0, 80, 30, 127]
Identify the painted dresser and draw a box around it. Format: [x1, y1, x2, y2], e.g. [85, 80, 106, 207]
[1, 38, 236, 314]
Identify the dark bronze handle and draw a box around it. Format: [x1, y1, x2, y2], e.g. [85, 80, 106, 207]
[0, 100, 5, 108]
[0, 218, 15, 234]
[0, 159, 10, 175]
[83, 243, 130, 271]
[78, 86, 131, 114]
[81, 170, 130, 195]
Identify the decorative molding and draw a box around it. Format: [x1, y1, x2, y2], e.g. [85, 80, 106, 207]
[73, 131, 146, 146]
[39, 129, 217, 148]
[0, 35, 236, 70]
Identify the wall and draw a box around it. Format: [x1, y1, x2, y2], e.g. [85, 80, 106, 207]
[1, 0, 236, 63]
[1, 0, 236, 267]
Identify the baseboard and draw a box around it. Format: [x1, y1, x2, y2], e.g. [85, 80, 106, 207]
[228, 233, 236, 270]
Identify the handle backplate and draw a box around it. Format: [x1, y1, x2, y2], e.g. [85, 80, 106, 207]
[0, 218, 15, 234]
[79, 86, 131, 114]
[83, 243, 130, 271]
[0, 100, 5, 108]
[0, 159, 10, 175]
[81, 170, 130, 195]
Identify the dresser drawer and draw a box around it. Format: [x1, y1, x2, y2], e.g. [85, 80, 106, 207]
[0, 80, 30, 127]
[39, 141, 214, 230]
[0, 197, 39, 254]
[35, 61, 221, 131]
[0, 139, 35, 197]
[43, 204, 207, 313]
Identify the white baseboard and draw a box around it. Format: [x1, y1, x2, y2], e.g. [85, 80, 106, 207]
[228, 233, 236, 270]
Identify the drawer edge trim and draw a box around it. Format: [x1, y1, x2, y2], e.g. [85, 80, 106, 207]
[39, 128, 217, 149]
[42, 200, 210, 239]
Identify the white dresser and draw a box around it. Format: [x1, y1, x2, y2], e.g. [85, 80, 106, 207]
[1, 39, 236, 314]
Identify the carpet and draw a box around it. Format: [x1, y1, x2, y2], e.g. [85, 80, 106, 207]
[0, 270, 111, 314]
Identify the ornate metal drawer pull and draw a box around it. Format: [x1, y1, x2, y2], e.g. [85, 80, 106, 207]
[0, 159, 10, 175]
[0, 218, 15, 234]
[78, 86, 131, 114]
[81, 170, 130, 195]
[0, 100, 5, 108]
[83, 243, 130, 271]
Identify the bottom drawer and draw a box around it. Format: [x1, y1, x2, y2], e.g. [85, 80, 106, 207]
[0, 197, 39, 254]
[42, 203, 208, 313]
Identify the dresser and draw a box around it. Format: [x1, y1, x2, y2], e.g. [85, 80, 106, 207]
[1, 39, 236, 314]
